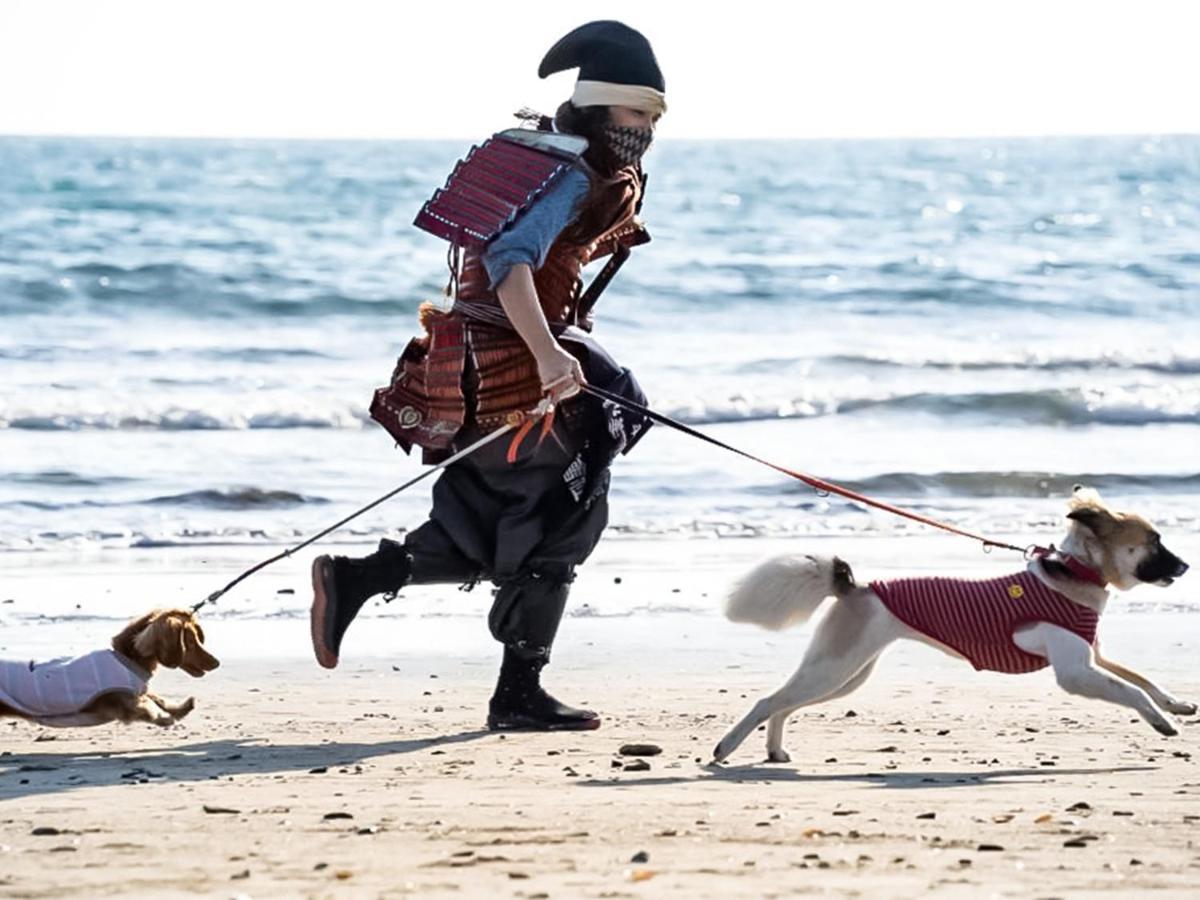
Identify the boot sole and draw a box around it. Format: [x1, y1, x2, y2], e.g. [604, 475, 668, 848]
[486, 714, 602, 732]
[310, 556, 339, 670]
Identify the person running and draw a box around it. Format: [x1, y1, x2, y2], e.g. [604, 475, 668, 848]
[310, 21, 665, 732]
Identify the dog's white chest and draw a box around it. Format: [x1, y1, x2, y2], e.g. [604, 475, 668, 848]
[0, 650, 148, 724]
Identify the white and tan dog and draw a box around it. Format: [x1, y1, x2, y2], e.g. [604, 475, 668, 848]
[713, 487, 1191, 764]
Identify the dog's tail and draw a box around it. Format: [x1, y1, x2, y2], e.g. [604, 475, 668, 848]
[724, 554, 857, 631]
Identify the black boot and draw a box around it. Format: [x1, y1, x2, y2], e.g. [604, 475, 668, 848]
[484, 569, 595, 730]
[310, 539, 410, 669]
[486, 646, 600, 732]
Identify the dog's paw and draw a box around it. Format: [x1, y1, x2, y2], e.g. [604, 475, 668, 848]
[176, 697, 196, 719]
[711, 741, 731, 764]
[1165, 699, 1197, 716]
[1152, 718, 1179, 737]
[766, 748, 791, 764]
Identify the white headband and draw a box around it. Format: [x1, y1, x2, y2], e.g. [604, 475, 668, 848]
[571, 80, 667, 116]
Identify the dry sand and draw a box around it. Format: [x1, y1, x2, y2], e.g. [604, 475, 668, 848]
[2, 538, 1199, 898]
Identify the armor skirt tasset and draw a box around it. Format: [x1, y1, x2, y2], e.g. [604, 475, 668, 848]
[397, 327, 649, 658]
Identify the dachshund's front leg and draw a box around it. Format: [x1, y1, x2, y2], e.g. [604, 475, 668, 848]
[147, 693, 195, 721]
[120, 696, 177, 727]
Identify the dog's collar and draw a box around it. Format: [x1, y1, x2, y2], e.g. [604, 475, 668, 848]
[1062, 554, 1106, 587]
[1033, 545, 1106, 588]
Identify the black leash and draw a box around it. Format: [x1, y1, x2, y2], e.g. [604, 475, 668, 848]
[190, 423, 516, 613]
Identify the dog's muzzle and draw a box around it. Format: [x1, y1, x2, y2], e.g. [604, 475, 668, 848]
[1138, 547, 1189, 586]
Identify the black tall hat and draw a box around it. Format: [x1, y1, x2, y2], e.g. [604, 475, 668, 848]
[539, 20, 667, 115]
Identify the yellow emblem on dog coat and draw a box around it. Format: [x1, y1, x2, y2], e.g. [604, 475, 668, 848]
[1007, 583, 1025, 599]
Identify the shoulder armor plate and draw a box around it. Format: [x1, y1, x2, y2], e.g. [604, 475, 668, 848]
[414, 129, 588, 248]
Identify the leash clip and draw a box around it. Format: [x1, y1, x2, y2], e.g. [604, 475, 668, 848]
[191, 589, 224, 614]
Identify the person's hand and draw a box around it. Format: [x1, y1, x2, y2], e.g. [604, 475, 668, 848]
[535, 345, 585, 402]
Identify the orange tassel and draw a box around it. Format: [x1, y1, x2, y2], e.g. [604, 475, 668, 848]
[505, 406, 567, 463]
[506, 418, 537, 464]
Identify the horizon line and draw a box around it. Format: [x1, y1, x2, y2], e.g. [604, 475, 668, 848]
[2, 129, 1198, 144]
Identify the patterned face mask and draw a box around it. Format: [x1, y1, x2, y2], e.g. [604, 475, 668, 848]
[602, 124, 654, 167]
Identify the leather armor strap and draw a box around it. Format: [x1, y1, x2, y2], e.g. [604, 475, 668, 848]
[573, 243, 630, 329]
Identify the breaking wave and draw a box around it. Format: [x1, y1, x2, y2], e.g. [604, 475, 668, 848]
[5, 385, 1200, 432]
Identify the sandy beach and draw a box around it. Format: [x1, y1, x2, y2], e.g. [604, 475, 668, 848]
[4, 10, 1200, 894]
[2, 537, 1199, 898]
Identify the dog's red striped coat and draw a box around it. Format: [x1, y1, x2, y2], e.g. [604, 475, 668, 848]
[870, 570, 1099, 674]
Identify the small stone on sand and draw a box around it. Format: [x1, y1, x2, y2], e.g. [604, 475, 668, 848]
[619, 743, 662, 757]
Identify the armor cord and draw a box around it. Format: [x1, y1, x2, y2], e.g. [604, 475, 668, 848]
[444, 242, 462, 301]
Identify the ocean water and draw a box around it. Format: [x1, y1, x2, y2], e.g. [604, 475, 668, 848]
[2, 134, 1198, 595]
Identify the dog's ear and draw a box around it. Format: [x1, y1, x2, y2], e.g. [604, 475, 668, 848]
[114, 611, 159, 657]
[154, 616, 187, 669]
[179, 623, 220, 677]
[1067, 505, 1118, 534]
[1067, 484, 1120, 534]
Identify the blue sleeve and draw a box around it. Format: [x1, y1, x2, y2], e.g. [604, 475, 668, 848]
[482, 167, 590, 290]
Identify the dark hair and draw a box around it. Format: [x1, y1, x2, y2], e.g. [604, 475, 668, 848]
[515, 102, 620, 175]
[554, 102, 622, 177]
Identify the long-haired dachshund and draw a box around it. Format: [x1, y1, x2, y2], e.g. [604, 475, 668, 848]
[0, 608, 219, 728]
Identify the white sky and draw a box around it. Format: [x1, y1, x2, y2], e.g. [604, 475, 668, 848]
[1, 0, 1198, 140]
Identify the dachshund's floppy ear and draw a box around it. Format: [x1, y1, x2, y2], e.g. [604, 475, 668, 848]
[114, 611, 159, 657]
[179, 623, 220, 677]
[155, 616, 187, 669]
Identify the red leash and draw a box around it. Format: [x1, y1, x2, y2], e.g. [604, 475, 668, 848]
[581, 384, 1030, 555]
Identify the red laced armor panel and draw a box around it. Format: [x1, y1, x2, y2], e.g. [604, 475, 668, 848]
[372, 129, 649, 460]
